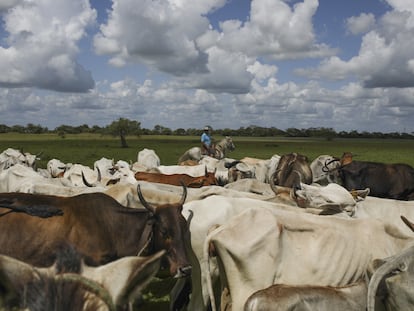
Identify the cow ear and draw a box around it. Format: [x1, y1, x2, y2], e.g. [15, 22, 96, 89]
[0, 255, 38, 306]
[352, 188, 370, 201]
[116, 251, 165, 306]
[85, 251, 165, 307]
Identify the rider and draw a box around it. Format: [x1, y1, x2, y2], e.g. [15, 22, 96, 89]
[201, 126, 214, 156]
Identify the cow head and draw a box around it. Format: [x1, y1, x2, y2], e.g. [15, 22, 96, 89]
[137, 183, 192, 278]
[0, 254, 115, 311]
[368, 216, 414, 311]
[273, 153, 312, 187]
[182, 167, 218, 188]
[0, 244, 165, 311]
[290, 183, 360, 215]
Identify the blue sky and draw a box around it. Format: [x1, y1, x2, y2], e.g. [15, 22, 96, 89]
[0, 0, 414, 133]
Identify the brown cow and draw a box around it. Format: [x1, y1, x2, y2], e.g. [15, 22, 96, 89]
[273, 152, 313, 187]
[135, 168, 217, 188]
[0, 184, 192, 278]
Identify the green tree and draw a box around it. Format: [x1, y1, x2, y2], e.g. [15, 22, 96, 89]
[106, 118, 141, 148]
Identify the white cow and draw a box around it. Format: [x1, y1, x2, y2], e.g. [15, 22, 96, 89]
[136, 148, 160, 170]
[310, 154, 341, 185]
[63, 163, 97, 187]
[237, 155, 280, 183]
[172, 182, 374, 310]
[204, 208, 414, 311]
[177, 197, 301, 311]
[156, 164, 209, 177]
[0, 164, 72, 192]
[0, 164, 105, 196]
[0, 148, 39, 170]
[292, 182, 369, 215]
[94, 157, 115, 177]
[47, 158, 70, 178]
[353, 196, 414, 236]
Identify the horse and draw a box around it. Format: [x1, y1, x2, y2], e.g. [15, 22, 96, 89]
[178, 136, 235, 163]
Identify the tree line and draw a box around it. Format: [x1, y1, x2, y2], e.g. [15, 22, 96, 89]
[1, 118, 413, 141]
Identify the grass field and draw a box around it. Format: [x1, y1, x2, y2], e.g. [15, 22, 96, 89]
[1, 133, 414, 310]
[1, 133, 413, 167]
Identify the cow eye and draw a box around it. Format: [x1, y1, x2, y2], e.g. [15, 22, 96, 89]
[159, 227, 171, 239]
[398, 263, 407, 272]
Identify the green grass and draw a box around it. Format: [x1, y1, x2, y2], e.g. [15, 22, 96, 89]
[1, 133, 413, 168]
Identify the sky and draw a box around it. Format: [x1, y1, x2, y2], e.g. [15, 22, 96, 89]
[0, 0, 414, 133]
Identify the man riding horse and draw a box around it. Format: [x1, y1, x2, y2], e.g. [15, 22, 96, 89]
[201, 126, 215, 156]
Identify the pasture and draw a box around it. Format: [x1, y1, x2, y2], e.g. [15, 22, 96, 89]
[1, 133, 414, 310]
[1, 133, 414, 168]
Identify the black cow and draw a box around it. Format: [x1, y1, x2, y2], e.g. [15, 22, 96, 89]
[337, 155, 414, 200]
[273, 153, 313, 187]
[0, 184, 192, 278]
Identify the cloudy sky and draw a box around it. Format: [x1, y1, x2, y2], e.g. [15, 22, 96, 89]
[0, 0, 413, 133]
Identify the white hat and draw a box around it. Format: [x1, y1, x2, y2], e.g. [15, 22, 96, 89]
[204, 126, 209, 131]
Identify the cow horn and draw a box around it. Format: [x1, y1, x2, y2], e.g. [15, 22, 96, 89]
[137, 184, 156, 214]
[269, 172, 289, 195]
[56, 273, 116, 311]
[322, 157, 340, 173]
[187, 209, 194, 227]
[367, 244, 414, 311]
[178, 181, 187, 206]
[401, 215, 414, 232]
[137, 182, 187, 214]
[82, 167, 102, 187]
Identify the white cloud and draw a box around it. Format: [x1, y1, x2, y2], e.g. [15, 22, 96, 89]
[346, 13, 376, 35]
[297, 4, 414, 88]
[214, 0, 336, 59]
[94, 0, 215, 75]
[0, 0, 22, 12]
[0, 0, 96, 92]
[94, 0, 335, 95]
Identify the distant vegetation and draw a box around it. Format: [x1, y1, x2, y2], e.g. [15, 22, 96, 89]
[1, 118, 413, 140]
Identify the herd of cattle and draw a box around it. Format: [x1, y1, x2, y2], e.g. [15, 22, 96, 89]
[1, 144, 414, 310]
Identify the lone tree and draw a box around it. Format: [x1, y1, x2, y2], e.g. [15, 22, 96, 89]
[107, 118, 141, 148]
